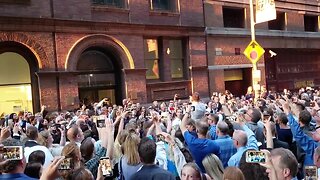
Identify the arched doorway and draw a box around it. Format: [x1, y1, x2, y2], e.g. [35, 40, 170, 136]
[77, 47, 122, 106]
[0, 42, 40, 114]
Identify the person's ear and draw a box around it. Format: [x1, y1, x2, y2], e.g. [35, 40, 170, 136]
[283, 168, 291, 178]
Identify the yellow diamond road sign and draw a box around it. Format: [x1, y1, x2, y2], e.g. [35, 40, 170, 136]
[243, 40, 265, 64]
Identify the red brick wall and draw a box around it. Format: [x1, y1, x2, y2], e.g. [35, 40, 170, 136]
[204, 3, 223, 27]
[59, 75, 79, 110]
[0, 0, 51, 18]
[124, 69, 147, 103]
[55, 33, 88, 70]
[180, 0, 204, 27]
[286, 12, 304, 31]
[52, 0, 91, 20]
[91, 9, 129, 23]
[38, 76, 59, 111]
[189, 36, 209, 96]
[209, 69, 225, 94]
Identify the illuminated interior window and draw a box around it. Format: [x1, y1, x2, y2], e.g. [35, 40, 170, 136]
[0, 52, 33, 114]
[144, 39, 160, 80]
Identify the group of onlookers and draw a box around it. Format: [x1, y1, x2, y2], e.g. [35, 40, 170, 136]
[0, 86, 320, 180]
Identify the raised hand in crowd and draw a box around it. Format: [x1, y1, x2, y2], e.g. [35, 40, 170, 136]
[0, 144, 9, 166]
[40, 156, 65, 180]
[0, 126, 10, 142]
[58, 125, 66, 146]
[263, 116, 274, 149]
[105, 117, 114, 159]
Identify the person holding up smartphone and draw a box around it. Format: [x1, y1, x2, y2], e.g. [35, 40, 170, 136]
[0, 139, 37, 180]
[189, 92, 207, 121]
[259, 148, 298, 180]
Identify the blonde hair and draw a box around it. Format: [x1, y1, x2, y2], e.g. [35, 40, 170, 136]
[202, 154, 224, 180]
[123, 132, 140, 165]
[38, 130, 50, 148]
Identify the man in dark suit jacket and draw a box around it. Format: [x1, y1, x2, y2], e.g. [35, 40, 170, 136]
[24, 126, 39, 147]
[131, 137, 175, 180]
[261, 122, 289, 150]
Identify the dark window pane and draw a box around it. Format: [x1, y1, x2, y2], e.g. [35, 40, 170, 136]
[77, 50, 114, 71]
[92, 0, 124, 8]
[171, 59, 183, 78]
[169, 40, 183, 78]
[268, 12, 285, 30]
[151, 0, 176, 12]
[223, 7, 245, 28]
[304, 15, 318, 32]
[169, 40, 183, 59]
[78, 74, 115, 88]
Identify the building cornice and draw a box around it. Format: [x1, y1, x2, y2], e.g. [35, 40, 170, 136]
[204, 0, 320, 14]
[206, 27, 320, 39]
[0, 16, 205, 36]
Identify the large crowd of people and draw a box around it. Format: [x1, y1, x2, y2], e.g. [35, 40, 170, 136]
[0, 86, 320, 180]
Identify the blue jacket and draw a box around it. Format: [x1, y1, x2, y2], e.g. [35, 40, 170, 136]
[287, 113, 317, 165]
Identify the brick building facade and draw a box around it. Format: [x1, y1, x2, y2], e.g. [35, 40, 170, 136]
[1, 0, 320, 113]
[0, 0, 207, 113]
[205, 0, 320, 97]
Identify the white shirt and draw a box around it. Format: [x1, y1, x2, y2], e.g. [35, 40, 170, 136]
[24, 145, 54, 168]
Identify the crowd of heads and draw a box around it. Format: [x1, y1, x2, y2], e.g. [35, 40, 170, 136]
[0, 86, 320, 180]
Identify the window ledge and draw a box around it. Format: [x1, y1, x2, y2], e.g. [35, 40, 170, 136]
[149, 10, 180, 17]
[91, 5, 129, 13]
[0, 0, 30, 4]
[147, 79, 190, 85]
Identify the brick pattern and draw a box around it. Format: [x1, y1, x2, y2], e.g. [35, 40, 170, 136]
[146, 81, 191, 102]
[286, 12, 304, 31]
[189, 36, 209, 97]
[124, 69, 147, 103]
[91, 9, 129, 22]
[59, 75, 79, 110]
[114, 35, 144, 68]
[0, 32, 54, 70]
[55, 33, 86, 70]
[204, 3, 223, 27]
[53, 0, 91, 20]
[0, 0, 51, 18]
[209, 69, 225, 94]
[180, 0, 204, 27]
[38, 75, 59, 111]
[207, 37, 258, 66]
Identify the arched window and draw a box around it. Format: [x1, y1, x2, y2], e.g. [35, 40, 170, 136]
[0, 52, 33, 114]
[77, 49, 120, 105]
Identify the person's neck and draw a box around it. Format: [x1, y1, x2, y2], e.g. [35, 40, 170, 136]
[198, 134, 206, 139]
[143, 162, 155, 166]
[217, 132, 224, 137]
[5, 167, 24, 175]
[279, 123, 288, 129]
[237, 145, 245, 150]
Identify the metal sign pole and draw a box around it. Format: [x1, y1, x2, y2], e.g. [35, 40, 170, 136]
[249, 0, 259, 100]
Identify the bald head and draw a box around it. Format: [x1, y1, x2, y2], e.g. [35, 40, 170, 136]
[233, 130, 247, 147]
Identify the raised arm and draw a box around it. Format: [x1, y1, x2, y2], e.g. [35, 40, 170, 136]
[105, 118, 115, 159]
[180, 105, 191, 135]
